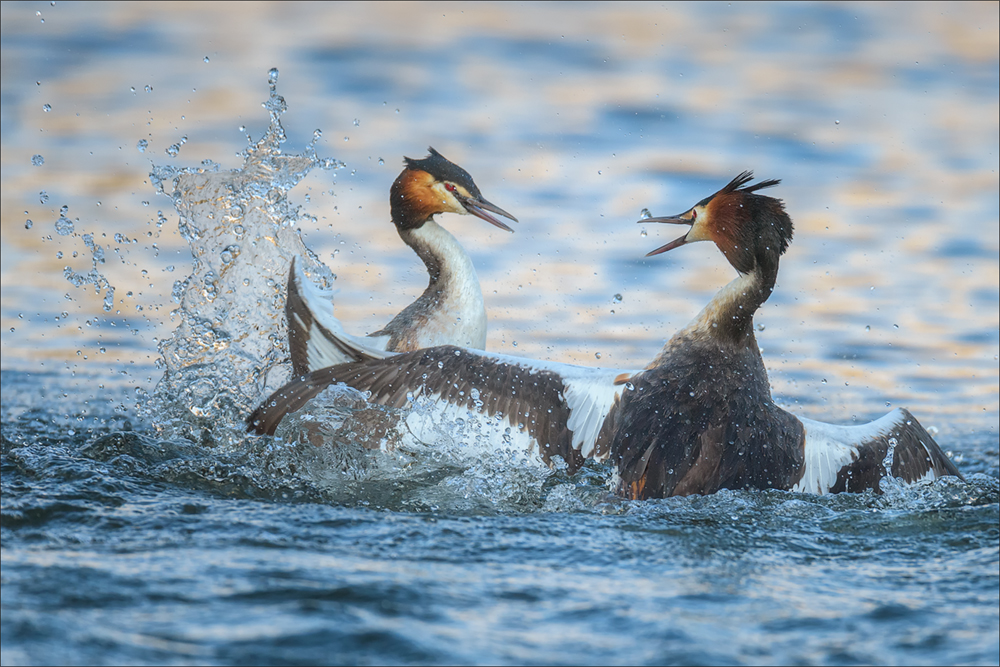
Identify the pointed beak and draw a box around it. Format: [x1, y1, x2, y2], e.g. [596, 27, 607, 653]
[638, 213, 693, 256]
[457, 194, 517, 232]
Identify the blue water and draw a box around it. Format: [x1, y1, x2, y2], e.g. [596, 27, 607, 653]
[2, 3, 998, 665]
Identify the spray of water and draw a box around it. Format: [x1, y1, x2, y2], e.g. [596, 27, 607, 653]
[56, 69, 600, 509]
[144, 68, 343, 446]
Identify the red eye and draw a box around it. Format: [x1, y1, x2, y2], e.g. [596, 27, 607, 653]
[691, 209, 698, 221]
[444, 183, 457, 193]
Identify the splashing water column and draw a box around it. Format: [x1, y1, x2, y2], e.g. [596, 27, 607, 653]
[147, 70, 343, 446]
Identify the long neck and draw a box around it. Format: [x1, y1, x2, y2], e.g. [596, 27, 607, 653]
[370, 219, 486, 351]
[650, 253, 778, 366]
[398, 219, 479, 293]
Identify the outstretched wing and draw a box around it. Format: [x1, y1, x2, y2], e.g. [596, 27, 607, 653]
[793, 407, 963, 494]
[248, 345, 638, 472]
[286, 257, 392, 376]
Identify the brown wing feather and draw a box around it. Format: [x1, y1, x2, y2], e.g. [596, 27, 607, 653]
[285, 259, 313, 378]
[247, 346, 589, 472]
[829, 408, 964, 492]
[246, 366, 341, 436]
[889, 408, 964, 482]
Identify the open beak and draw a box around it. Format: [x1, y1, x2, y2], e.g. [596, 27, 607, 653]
[457, 194, 517, 232]
[639, 213, 693, 256]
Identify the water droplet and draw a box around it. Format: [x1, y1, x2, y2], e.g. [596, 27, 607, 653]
[268, 68, 279, 84]
[640, 229, 647, 237]
[43, 104, 51, 112]
[595, 352, 602, 359]
[378, 157, 384, 165]
[353, 118, 360, 127]
[640, 208, 652, 220]
[203, 56, 210, 63]
[39, 190, 49, 203]
[136, 138, 148, 153]
[55, 205, 74, 235]
[165, 135, 187, 157]
[865, 325, 871, 331]
[31, 154, 45, 166]
[144, 85, 152, 93]
[612, 293, 623, 303]
[834, 120, 840, 125]
[821, 379, 827, 384]
[24, 219, 33, 229]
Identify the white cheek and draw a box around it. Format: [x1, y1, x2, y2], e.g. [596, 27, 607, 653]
[429, 182, 466, 215]
[686, 211, 713, 243]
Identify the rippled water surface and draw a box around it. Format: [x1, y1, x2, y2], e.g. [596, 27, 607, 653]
[2, 3, 998, 665]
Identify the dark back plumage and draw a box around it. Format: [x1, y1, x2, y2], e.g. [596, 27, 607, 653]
[614, 336, 806, 499]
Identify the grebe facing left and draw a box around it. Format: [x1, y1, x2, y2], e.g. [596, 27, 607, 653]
[251, 172, 962, 499]
[285, 147, 517, 376]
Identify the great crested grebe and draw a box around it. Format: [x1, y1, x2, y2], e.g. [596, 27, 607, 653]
[250, 172, 963, 498]
[286, 147, 517, 376]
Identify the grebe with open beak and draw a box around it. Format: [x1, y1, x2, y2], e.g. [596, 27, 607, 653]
[286, 147, 516, 375]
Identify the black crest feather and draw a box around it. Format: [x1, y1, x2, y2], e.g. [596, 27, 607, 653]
[402, 147, 482, 197]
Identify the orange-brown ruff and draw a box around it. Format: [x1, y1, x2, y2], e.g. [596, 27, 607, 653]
[285, 148, 516, 377]
[252, 172, 962, 499]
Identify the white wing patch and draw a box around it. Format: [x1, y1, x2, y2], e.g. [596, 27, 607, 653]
[292, 261, 393, 370]
[562, 370, 632, 459]
[793, 409, 903, 494]
[411, 348, 636, 462]
[401, 390, 542, 462]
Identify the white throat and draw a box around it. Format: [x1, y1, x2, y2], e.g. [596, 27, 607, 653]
[680, 270, 758, 339]
[401, 219, 488, 350]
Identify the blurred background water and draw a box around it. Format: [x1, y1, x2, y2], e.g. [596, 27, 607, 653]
[2, 2, 998, 665]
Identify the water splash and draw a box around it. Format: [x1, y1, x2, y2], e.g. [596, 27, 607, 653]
[164, 135, 187, 158]
[146, 69, 343, 446]
[54, 204, 74, 235]
[54, 201, 116, 313]
[63, 230, 115, 313]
